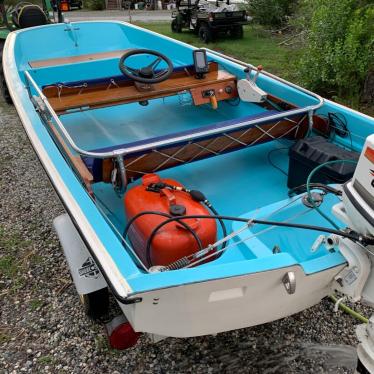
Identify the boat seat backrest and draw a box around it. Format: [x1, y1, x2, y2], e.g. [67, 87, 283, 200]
[81, 109, 309, 185]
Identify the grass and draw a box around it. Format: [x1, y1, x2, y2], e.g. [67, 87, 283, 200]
[95, 334, 111, 351]
[30, 298, 44, 311]
[135, 23, 301, 83]
[0, 226, 30, 252]
[0, 226, 34, 294]
[0, 255, 18, 278]
[0, 327, 11, 345]
[0, 227, 24, 279]
[38, 355, 55, 365]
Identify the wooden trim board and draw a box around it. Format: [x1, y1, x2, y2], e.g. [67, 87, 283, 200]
[45, 119, 94, 190]
[45, 65, 237, 113]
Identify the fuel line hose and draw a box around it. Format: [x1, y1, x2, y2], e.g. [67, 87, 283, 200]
[144, 214, 374, 269]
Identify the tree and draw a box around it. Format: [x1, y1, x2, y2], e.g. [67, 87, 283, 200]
[298, 0, 374, 104]
[248, 0, 298, 28]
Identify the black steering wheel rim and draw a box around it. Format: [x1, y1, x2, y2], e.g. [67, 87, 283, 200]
[119, 49, 174, 84]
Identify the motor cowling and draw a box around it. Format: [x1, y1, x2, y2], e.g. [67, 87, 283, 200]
[124, 174, 217, 268]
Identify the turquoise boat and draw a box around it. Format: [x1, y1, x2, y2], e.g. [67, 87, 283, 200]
[3, 21, 374, 351]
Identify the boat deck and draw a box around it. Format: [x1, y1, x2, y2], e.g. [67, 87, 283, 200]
[94, 139, 345, 272]
[94, 141, 293, 227]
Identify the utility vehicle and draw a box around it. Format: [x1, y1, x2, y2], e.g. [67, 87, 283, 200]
[171, 0, 248, 42]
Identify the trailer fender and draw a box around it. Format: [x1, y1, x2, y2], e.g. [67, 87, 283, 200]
[53, 213, 107, 295]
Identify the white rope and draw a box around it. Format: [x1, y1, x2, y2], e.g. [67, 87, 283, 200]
[334, 296, 348, 313]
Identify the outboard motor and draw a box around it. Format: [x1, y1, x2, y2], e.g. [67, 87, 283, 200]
[331, 134, 374, 373]
[341, 135, 374, 240]
[12, 2, 48, 29]
[332, 134, 374, 304]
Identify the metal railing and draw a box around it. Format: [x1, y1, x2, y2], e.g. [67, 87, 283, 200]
[24, 62, 324, 161]
[202, 48, 324, 110]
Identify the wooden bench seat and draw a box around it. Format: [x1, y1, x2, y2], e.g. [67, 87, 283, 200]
[29, 49, 129, 68]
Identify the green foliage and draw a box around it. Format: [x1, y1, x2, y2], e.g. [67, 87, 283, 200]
[288, 0, 317, 33]
[247, 0, 298, 27]
[84, 0, 105, 10]
[298, 0, 374, 104]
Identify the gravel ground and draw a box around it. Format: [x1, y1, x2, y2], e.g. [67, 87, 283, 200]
[67, 10, 173, 22]
[0, 98, 373, 373]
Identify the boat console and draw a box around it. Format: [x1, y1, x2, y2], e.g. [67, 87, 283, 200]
[42, 62, 237, 113]
[33, 49, 238, 113]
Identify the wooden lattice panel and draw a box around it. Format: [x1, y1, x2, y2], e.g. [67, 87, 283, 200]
[118, 114, 308, 181]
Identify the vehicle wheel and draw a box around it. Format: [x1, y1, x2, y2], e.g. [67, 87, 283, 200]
[79, 287, 109, 320]
[0, 41, 12, 105]
[171, 19, 182, 33]
[231, 25, 243, 39]
[198, 24, 213, 43]
[122, 1, 131, 9]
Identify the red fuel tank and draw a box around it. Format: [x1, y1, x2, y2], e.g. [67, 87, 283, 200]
[124, 174, 217, 268]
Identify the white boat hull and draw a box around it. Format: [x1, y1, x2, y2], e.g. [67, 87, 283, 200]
[121, 264, 344, 337]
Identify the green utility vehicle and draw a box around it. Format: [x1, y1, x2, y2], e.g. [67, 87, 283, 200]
[171, 0, 249, 43]
[0, 0, 61, 103]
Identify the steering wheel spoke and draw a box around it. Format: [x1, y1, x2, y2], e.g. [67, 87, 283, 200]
[119, 49, 174, 84]
[154, 69, 168, 78]
[126, 66, 140, 74]
[147, 57, 162, 70]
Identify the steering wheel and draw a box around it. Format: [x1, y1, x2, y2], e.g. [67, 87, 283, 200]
[119, 49, 174, 84]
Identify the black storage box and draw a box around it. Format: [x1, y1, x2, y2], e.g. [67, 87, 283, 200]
[287, 136, 359, 189]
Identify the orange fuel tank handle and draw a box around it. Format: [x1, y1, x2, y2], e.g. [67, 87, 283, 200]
[209, 94, 218, 110]
[160, 188, 177, 206]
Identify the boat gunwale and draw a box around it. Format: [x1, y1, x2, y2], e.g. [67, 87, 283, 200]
[3, 27, 135, 301]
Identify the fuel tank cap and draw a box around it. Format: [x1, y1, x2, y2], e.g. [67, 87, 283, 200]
[169, 204, 186, 216]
